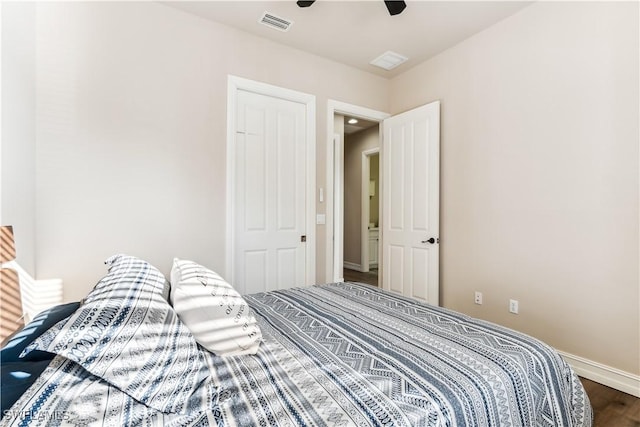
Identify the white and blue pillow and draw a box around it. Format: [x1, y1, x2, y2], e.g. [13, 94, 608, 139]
[1, 301, 80, 362]
[1, 302, 80, 416]
[21, 254, 214, 415]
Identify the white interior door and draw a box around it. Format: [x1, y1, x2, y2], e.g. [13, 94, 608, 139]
[233, 89, 307, 294]
[382, 101, 440, 305]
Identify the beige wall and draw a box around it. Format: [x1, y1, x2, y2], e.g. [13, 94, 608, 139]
[343, 125, 380, 266]
[390, 1, 639, 375]
[26, 2, 388, 301]
[1, 2, 36, 275]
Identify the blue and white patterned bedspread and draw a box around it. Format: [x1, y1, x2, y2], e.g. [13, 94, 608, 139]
[210, 283, 592, 427]
[2, 282, 592, 426]
[2, 356, 220, 426]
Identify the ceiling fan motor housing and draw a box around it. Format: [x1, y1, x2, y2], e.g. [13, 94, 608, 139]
[296, 1, 407, 16]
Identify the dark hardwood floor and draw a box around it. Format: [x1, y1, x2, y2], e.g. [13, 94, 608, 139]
[343, 268, 378, 287]
[343, 269, 640, 426]
[581, 378, 640, 427]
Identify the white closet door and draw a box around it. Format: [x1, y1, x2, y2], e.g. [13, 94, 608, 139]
[234, 89, 307, 294]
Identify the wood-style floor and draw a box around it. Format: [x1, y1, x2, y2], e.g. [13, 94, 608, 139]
[342, 268, 640, 427]
[343, 268, 378, 287]
[581, 378, 640, 427]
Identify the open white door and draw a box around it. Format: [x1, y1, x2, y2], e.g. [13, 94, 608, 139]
[382, 101, 440, 305]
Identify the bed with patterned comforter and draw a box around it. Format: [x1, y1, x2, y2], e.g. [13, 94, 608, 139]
[1, 256, 592, 426]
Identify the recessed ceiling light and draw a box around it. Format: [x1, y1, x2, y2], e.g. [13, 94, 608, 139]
[348, 118, 358, 124]
[370, 51, 408, 71]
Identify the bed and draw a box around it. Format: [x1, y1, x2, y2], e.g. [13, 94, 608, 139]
[0, 255, 592, 426]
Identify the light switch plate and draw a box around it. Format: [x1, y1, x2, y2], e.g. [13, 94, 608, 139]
[316, 214, 326, 225]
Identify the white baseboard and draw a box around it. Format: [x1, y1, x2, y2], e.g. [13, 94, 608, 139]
[559, 350, 640, 398]
[343, 261, 364, 272]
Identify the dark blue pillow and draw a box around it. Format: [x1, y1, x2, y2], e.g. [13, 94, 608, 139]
[0, 302, 80, 362]
[0, 360, 52, 417]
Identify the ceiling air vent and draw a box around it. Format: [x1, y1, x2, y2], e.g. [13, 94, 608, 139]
[259, 12, 293, 32]
[370, 51, 409, 71]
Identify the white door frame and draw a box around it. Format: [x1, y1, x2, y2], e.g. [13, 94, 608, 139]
[326, 100, 389, 283]
[332, 133, 344, 281]
[361, 148, 379, 273]
[227, 75, 316, 287]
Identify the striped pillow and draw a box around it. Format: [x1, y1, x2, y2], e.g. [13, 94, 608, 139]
[21, 254, 214, 414]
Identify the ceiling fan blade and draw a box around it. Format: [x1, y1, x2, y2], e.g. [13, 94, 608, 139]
[384, 0, 406, 16]
[297, 1, 316, 7]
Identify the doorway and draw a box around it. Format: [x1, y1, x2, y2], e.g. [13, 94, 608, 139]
[327, 100, 441, 306]
[342, 128, 380, 286]
[326, 100, 389, 286]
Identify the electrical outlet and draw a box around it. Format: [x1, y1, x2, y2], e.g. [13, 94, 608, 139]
[509, 299, 519, 314]
[474, 291, 483, 305]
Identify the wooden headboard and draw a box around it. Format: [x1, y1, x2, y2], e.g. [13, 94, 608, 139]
[1, 226, 24, 342]
[1, 267, 24, 342]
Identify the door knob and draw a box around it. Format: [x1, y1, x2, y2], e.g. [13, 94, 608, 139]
[422, 238, 436, 244]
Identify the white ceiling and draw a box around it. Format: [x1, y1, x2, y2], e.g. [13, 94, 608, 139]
[163, 1, 533, 78]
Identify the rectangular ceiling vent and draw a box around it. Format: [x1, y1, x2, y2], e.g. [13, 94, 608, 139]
[259, 12, 293, 32]
[370, 51, 409, 71]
